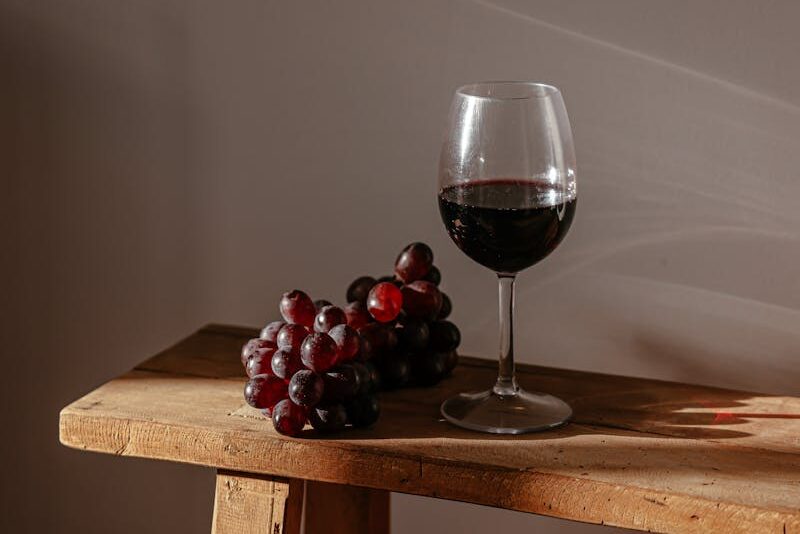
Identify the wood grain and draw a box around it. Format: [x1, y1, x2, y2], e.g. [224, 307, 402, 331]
[211, 471, 302, 534]
[305, 481, 390, 534]
[60, 324, 800, 533]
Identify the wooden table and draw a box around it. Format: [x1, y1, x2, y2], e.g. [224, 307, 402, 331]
[59, 324, 800, 534]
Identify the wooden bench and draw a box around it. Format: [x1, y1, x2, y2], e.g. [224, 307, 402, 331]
[59, 324, 800, 533]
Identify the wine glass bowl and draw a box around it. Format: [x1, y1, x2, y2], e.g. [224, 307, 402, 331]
[437, 82, 577, 434]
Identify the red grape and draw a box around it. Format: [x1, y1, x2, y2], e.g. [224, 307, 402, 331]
[394, 242, 433, 283]
[344, 301, 371, 329]
[300, 332, 338, 372]
[246, 347, 277, 377]
[279, 290, 316, 327]
[328, 324, 360, 362]
[367, 282, 403, 323]
[244, 374, 288, 410]
[271, 399, 307, 436]
[438, 292, 452, 320]
[289, 369, 324, 407]
[346, 276, 377, 304]
[401, 280, 443, 320]
[270, 349, 303, 381]
[259, 321, 286, 343]
[313, 305, 347, 333]
[345, 394, 380, 428]
[261, 407, 273, 419]
[309, 403, 347, 433]
[429, 320, 461, 352]
[322, 364, 359, 402]
[276, 323, 308, 355]
[241, 338, 276, 366]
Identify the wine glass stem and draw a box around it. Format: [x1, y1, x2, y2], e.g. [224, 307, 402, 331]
[494, 273, 519, 397]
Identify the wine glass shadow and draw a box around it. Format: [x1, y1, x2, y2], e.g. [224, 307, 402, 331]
[323, 356, 800, 443]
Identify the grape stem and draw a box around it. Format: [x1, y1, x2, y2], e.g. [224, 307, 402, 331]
[494, 274, 519, 397]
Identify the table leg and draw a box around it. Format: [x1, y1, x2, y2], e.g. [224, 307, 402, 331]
[304, 481, 390, 534]
[211, 470, 303, 534]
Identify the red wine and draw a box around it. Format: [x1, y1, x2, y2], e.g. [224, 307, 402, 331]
[438, 179, 576, 273]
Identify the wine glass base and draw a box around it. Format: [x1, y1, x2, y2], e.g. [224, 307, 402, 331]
[440, 388, 572, 434]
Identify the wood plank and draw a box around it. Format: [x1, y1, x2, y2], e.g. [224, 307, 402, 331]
[211, 471, 302, 534]
[305, 481, 390, 534]
[60, 325, 800, 533]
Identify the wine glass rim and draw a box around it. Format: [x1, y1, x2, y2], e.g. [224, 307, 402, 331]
[456, 81, 560, 101]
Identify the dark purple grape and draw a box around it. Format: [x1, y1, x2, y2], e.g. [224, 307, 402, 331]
[279, 290, 316, 327]
[329, 324, 360, 362]
[363, 361, 381, 393]
[309, 403, 348, 433]
[346, 276, 377, 304]
[410, 351, 446, 386]
[394, 242, 434, 283]
[259, 321, 286, 344]
[288, 370, 324, 407]
[443, 350, 459, 375]
[422, 265, 441, 286]
[271, 349, 303, 381]
[429, 321, 461, 352]
[322, 364, 359, 402]
[300, 332, 338, 372]
[383, 326, 399, 352]
[241, 338, 276, 366]
[345, 394, 380, 428]
[401, 281, 443, 320]
[244, 374, 288, 410]
[313, 299, 333, 312]
[314, 305, 347, 333]
[357, 325, 383, 358]
[356, 332, 374, 361]
[276, 323, 309, 355]
[438, 293, 452, 320]
[344, 301, 371, 330]
[396, 319, 430, 351]
[271, 399, 307, 436]
[378, 353, 410, 389]
[376, 275, 403, 288]
[246, 347, 277, 377]
[351, 361, 372, 395]
[358, 323, 397, 357]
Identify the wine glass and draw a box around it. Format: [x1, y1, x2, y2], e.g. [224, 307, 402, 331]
[437, 81, 577, 434]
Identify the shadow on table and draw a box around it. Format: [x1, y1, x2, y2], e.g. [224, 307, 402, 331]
[306, 359, 800, 442]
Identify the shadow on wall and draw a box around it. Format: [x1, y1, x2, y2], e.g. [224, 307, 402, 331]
[446, 0, 800, 398]
[0, 2, 211, 534]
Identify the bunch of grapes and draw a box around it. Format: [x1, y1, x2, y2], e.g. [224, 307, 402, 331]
[239, 242, 460, 437]
[240, 290, 380, 437]
[345, 242, 460, 390]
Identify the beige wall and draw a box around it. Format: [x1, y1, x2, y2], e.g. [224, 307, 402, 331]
[2, 1, 799, 532]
